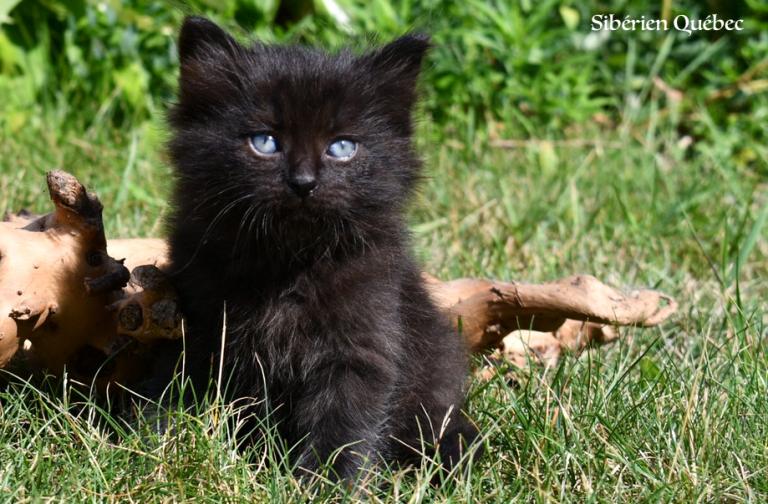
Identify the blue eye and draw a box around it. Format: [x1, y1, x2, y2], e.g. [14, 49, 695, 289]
[250, 133, 279, 155]
[326, 139, 357, 160]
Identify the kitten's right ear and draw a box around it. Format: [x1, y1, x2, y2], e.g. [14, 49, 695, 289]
[365, 34, 431, 92]
[178, 16, 238, 63]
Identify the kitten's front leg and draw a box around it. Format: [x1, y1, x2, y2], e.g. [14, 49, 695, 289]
[291, 356, 394, 482]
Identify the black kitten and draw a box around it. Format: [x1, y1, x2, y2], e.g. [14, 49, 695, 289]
[162, 16, 479, 480]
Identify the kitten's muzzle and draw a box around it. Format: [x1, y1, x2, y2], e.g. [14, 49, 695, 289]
[288, 171, 317, 198]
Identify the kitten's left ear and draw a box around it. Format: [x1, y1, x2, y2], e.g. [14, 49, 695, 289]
[364, 33, 431, 94]
[175, 17, 244, 116]
[178, 16, 240, 64]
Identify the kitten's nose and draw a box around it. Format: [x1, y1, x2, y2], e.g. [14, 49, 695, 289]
[288, 172, 317, 198]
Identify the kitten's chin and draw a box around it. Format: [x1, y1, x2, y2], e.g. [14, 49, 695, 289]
[278, 196, 338, 221]
[270, 205, 328, 233]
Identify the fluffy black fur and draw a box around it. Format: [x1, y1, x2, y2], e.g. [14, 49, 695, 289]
[161, 16, 479, 480]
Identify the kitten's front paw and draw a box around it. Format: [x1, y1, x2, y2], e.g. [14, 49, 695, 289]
[294, 444, 376, 486]
[437, 418, 483, 472]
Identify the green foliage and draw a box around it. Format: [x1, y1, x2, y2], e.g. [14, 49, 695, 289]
[2, 0, 766, 147]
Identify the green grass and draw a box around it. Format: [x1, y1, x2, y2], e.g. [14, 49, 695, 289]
[1, 0, 767, 501]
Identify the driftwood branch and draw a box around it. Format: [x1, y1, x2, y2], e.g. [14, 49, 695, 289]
[0, 171, 128, 373]
[0, 171, 678, 388]
[423, 274, 677, 352]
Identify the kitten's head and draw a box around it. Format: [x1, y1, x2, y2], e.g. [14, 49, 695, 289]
[169, 16, 429, 256]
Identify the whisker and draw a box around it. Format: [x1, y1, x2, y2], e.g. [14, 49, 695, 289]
[187, 181, 245, 215]
[232, 203, 258, 260]
[173, 194, 254, 274]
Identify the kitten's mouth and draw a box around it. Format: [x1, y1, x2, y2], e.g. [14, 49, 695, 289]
[280, 192, 326, 213]
[272, 187, 349, 227]
[277, 198, 329, 222]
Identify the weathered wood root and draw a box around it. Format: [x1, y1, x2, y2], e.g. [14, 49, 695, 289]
[0, 171, 678, 389]
[0, 171, 129, 374]
[110, 264, 181, 343]
[475, 322, 618, 381]
[424, 274, 676, 377]
[423, 274, 677, 353]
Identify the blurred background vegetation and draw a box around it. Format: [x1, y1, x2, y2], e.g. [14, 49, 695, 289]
[1, 0, 766, 149]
